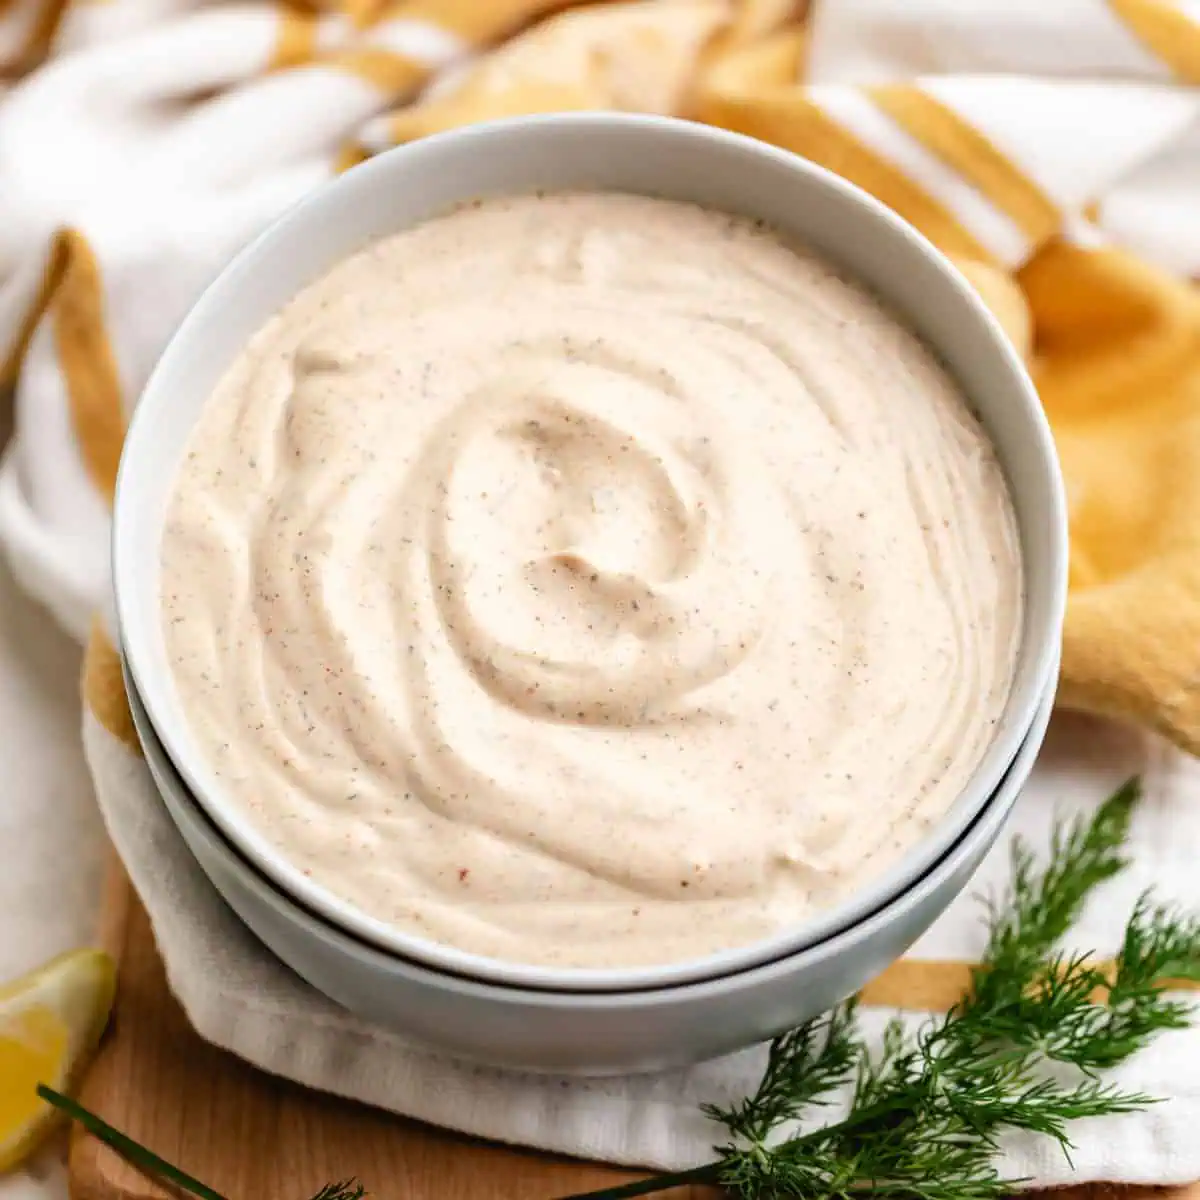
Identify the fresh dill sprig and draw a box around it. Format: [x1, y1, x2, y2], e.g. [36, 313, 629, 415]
[309, 1182, 367, 1200]
[564, 776, 1200, 1200]
[707, 1000, 861, 1144]
[45, 776, 1200, 1200]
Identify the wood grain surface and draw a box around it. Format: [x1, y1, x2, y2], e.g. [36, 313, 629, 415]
[67, 862, 1200, 1200]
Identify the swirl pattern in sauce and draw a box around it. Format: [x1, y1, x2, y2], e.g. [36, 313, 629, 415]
[160, 193, 1022, 969]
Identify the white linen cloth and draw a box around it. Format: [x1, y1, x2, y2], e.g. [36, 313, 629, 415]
[1, 0, 1200, 1190]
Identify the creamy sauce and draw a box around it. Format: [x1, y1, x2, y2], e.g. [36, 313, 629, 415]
[160, 193, 1022, 969]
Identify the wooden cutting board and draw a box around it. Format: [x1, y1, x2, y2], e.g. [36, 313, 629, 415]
[68, 861, 1200, 1200]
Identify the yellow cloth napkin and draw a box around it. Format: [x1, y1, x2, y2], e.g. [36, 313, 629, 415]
[0, 0, 1199, 755]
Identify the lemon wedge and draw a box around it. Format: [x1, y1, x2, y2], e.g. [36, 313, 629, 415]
[0, 949, 116, 1173]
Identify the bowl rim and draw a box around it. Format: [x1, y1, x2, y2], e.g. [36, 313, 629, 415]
[113, 111, 1068, 994]
[124, 653, 1056, 1004]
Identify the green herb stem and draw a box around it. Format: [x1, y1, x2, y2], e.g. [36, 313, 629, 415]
[37, 1085, 228, 1200]
[556, 1163, 720, 1199]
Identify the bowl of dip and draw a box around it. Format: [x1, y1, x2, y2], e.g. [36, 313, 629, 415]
[114, 113, 1066, 997]
[125, 653, 1054, 1074]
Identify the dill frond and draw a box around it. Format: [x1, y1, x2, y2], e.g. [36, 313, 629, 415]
[568, 776, 1200, 1200]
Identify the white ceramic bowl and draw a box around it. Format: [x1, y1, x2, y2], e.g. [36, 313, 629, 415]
[126, 658, 1055, 1074]
[114, 113, 1067, 995]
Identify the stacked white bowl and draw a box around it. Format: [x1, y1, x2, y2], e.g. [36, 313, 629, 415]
[112, 115, 1067, 1076]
